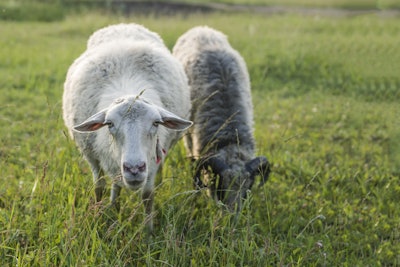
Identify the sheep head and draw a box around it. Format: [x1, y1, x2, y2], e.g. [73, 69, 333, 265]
[196, 155, 270, 212]
[73, 95, 192, 190]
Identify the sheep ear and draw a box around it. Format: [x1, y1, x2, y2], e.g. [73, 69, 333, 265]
[158, 108, 193, 131]
[73, 110, 107, 132]
[206, 156, 229, 175]
[246, 156, 271, 187]
[193, 156, 228, 189]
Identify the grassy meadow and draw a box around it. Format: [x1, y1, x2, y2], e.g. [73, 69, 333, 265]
[1, 6, 400, 267]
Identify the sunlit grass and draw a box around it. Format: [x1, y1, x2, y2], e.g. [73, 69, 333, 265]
[0, 10, 399, 266]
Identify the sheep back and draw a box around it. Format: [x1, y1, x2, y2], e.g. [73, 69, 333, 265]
[173, 26, 255, 157]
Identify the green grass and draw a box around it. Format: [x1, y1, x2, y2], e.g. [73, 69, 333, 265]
[1, 0, 400, 23]
[187, 0, 400, 9]
[1, 10, 399, 266]
[0, 1, 65, 22]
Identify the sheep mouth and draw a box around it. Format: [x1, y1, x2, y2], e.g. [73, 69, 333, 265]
[123, 176, 146, 189]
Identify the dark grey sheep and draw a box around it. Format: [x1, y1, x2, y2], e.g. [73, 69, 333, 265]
[173, 26, 270, 211]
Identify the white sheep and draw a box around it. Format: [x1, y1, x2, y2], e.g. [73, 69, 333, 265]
[63, 23, 192, 232]
[173, 26, 270, 212]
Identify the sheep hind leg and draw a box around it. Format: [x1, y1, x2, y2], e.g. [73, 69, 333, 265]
[183, 130, 194, 158]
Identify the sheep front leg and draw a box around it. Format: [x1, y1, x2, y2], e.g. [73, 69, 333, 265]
[142, 190, 154, 233]
[90, 165, 105, 202]
[110, 183, 122, 211]
[183, 130, 194, 158]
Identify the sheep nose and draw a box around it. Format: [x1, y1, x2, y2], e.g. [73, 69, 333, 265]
[123, 161, 146, 175]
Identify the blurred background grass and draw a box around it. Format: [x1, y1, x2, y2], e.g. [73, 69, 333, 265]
[1, 0, 400, 22]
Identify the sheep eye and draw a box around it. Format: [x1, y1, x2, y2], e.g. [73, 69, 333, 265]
[153, 121, 162, 127]
[105, 121, 114, 129]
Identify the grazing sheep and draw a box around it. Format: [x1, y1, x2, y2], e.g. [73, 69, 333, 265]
[173, 26, 270, 212]
[63, 23, 192, 232]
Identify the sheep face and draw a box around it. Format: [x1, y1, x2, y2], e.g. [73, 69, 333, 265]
[216, 167, 254, 211]
[199, 155, 270, 212]
[74, 95, 192, 190]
